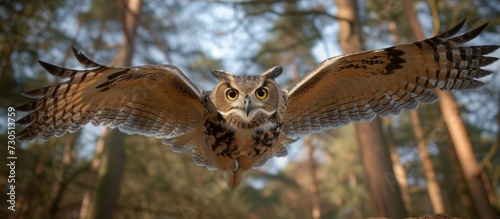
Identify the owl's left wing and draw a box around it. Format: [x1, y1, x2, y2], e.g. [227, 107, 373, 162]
[16, 48, 205, 142]
[283, 20, 498, 137]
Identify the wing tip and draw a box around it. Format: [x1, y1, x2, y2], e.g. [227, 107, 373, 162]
[37, 60, 65, 77]
[71, 47, 104, 68]
[438, 18, 490, 41]
[438, 18, 467, 38]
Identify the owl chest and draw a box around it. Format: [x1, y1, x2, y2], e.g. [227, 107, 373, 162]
[203, 118, 281, 159]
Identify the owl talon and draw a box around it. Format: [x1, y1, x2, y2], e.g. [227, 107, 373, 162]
[232, 159, 239, 172]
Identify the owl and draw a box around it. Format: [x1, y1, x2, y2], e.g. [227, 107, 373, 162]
[17, 20, 498, 187]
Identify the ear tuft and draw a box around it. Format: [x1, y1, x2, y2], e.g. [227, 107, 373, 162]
[211, 70, 233, 82]
[261, 66, 282, 80]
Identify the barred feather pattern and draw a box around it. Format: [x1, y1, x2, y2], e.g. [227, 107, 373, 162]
[283, 19, 499, 137]
[16, 48, 205, 142]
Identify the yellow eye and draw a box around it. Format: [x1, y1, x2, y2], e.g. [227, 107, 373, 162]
[226, 89, 239, 101]
[255, 88, 268, 100]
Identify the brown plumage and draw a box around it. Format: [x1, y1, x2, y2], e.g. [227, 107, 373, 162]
[17, 19, 498, 187]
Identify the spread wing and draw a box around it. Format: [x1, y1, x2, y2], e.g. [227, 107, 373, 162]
[283, 20, 499, 137]
[17, 48, 205, 142]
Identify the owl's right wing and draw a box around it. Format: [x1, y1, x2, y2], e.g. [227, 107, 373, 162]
[17, 48, 205, 142]
[282, 20, 498, 138]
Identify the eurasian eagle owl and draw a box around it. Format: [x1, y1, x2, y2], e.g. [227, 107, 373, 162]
[17, 20, 498, 187]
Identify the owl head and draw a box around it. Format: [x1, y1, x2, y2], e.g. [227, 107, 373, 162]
[210, 66, 283, 128]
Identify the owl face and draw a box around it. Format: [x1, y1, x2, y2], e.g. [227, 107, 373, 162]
[210, 67, 283, 128]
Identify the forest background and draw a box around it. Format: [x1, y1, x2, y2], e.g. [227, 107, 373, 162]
[0, 0, 499, 218]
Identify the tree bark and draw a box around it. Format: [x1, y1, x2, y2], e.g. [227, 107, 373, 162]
[355, 120, 408, 218]
[438, 128, 477, 218]
[384, 118, 413, 215]
[305, 136, 321, 219]
[436, 90, 496, 218]
[443, 127, 477, 217]
[410, 110, 445, 213]
[78, 128, 107, 219]
[85, 0, 142, 218]
[402, 0, 496, 217]
[334, 0, 407, 217]
[86, 129, 126, 219]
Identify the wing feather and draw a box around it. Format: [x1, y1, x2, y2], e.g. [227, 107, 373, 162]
[17, 49, 205, 142]
[284, 20, 498, 137]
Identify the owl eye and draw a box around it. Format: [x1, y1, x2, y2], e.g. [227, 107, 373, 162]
[226, 89, 239, 101]
[255, 88, 268, 100]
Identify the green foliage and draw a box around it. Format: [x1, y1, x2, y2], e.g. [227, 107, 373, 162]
[253, 0, 322, 76]
[0, 0, 68, 107]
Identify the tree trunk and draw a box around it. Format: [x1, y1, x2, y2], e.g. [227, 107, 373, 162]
[78, 128, 108, 219]
[85, 0, 142, 218]
[437, 90, 496, 218]
[334, 0, 407, 217]
[444, 130, 477, 217]
[436, 133, 471, 217]
[305, 136, 321, 219]
[355, 120, 407, 217]
[402, 0, 496, 217]
[384, 118, 413, 215]
[410, 110, 445, 213]
[86, 129, 126, 219]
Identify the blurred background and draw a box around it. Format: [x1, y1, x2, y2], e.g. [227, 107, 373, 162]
[1, 0, 499, 218]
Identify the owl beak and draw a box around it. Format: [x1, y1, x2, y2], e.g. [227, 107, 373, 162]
[244, 96, 252, 117]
